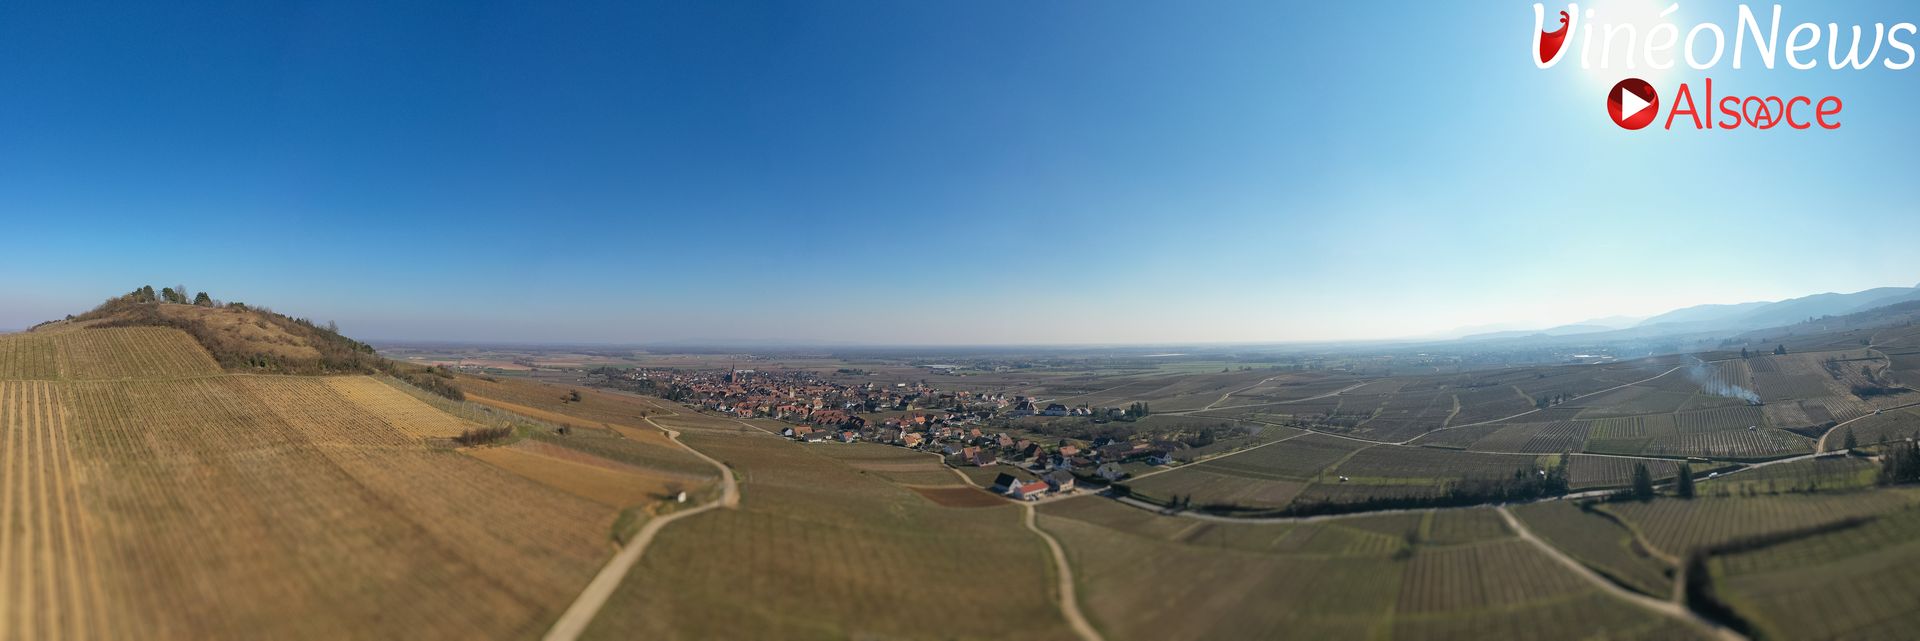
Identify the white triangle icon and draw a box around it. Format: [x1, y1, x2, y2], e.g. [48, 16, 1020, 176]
[1618, 86, 1651, 118]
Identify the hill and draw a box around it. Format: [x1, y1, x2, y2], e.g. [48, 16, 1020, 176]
[0, 289, 729, 640]
[36, 286, 463, 399]
[42, 287, 381, 374]
[1639, 284, 1920, 332]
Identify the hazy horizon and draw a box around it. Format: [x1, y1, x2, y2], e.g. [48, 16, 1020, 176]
[6, 1, 1919, 344]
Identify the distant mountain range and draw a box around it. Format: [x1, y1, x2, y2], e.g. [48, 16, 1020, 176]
[1457, 282, 1920, 342]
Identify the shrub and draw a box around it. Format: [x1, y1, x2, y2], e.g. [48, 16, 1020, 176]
[453, 426, 513, 447]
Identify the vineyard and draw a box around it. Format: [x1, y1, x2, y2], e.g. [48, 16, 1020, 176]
[0, 349, 623, 641]
[1708, 505, 1920, 640]
[1395, 540, 1589, 613]
[1, 380, 108, 641]
[1835, 407, 1920, 448]
[1193, 433, 1367, 481]
[1421, 508, 1511, 545]
[581, 430, 1071, 640]
[1673, 406, 1764, 433]
[1641, 428, 1812, 460]
[808, 441, 966, 486]
[1701, 456, 1878, 494]
[1408, 424, 1501, 449]
[0, 328, 220, 381]
[458, 373, 673, 435]
[1565, 455, 1681, 489]
[1035, 496, 1704, 641]
[1328, 446, 1537, 483]
[1513, 501, 1674, 597]
[1465, 421, 1590, 454]
[1129, 467, 1307, 509]
[68, 376, 613, 639]
[1598, 491, 1920, 557]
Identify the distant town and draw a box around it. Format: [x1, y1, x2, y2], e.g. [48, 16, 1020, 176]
[592, 366, 1188, 500]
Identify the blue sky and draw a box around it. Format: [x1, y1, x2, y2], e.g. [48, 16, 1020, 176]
[3, 1, 1917, 344]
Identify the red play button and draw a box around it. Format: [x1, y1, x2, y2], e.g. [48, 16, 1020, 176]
[1608, 78, 1659, 130]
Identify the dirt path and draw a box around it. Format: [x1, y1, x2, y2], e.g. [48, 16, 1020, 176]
[539, 415, 738, 641]
[1024, 504, 1105, 641]
[915, 438, 1102, 640]
[1183, 381, 1368, 413]
[1496, 506, 1745, 641]
[1122, 429, 1315, 484]
[1816, 398, 1920, 452]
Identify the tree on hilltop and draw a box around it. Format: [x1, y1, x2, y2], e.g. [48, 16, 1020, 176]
[193, 292, 213, 306]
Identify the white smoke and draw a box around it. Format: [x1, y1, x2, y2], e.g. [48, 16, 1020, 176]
[1687, 357, 1760, 404]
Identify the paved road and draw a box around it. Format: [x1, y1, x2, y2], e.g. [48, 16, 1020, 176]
[540, 414, 739, 641]
[1496, 506, 1747, 641]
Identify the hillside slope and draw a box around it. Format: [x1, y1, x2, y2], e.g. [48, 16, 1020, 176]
[40, 290, 381, 375]
[0, 325, 618, 640]
[35, 289, 466, 399]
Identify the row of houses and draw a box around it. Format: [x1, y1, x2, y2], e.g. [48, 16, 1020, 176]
[991, 471, 1077, 501]
[781, 417, 1183, 489]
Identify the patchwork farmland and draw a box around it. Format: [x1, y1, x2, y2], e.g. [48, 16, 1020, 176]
[1034, 499, 1712, 641]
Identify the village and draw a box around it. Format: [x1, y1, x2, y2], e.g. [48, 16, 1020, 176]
[601, 367, 1190, 501]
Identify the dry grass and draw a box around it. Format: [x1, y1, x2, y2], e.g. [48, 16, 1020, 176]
[1, 373, 613, 640]
[457, 374, 670, 432]
[467, 394, 674, 446]
[909, 486, 1008, 508]
[465, 443, 689, 508]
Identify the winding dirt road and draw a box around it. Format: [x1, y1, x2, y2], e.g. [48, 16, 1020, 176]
[540, 416, 738, 641]
[1495, 506, 1746, 641]
[1024, 505, 1105, 641]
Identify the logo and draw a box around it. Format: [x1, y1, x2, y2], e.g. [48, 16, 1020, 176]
[1537, 9, 1571, 65]
[1529, 3, 1905, 131]
[1607, 79, 1659, 130]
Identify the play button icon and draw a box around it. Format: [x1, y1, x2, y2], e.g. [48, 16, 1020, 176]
[1608, 78, 1659, 130]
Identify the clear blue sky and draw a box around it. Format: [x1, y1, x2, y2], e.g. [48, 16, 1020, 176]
[3, 1, 1917, 344]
